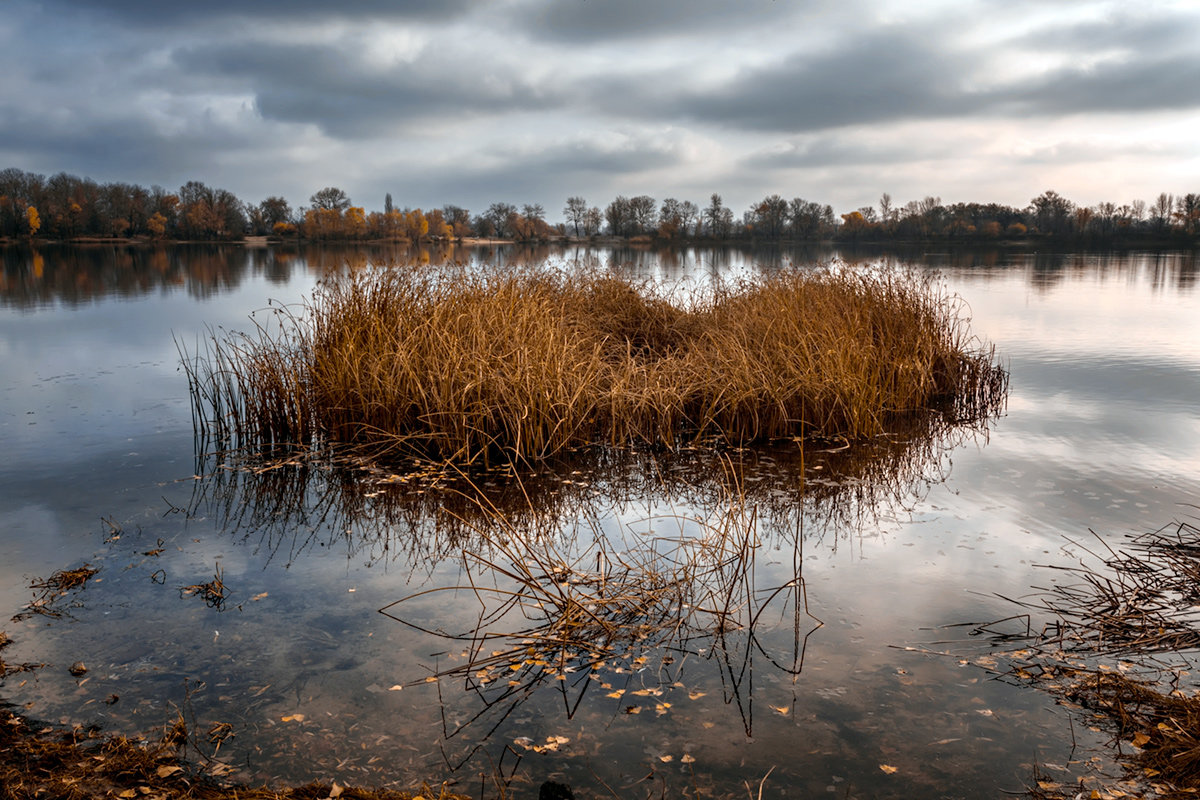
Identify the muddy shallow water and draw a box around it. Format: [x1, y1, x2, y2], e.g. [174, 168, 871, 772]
[1, 244, 1197, 798]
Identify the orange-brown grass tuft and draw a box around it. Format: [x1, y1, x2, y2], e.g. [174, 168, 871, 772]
[183, 264, 1006, 463]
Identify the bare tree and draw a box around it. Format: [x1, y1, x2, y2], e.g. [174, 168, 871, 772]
[1153, 192, 1173, 230]
[310, 187, 351, 211]
[564, 196, 587, 236]
[879, 192, 894, 224]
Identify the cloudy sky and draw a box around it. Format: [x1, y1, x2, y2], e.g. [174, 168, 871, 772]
[2, 0, 1197, 220]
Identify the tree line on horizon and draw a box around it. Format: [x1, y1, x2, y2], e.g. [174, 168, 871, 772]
[1, 167, 1197, 245]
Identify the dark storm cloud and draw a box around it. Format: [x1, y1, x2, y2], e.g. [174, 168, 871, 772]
[41, 0, 479, 27]
[172, 40, 563, 137]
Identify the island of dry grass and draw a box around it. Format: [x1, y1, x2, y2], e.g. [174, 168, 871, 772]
[183, 264, 1006, 463]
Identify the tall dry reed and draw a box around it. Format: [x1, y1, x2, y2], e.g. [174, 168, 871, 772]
[182, 263, 1006, 462]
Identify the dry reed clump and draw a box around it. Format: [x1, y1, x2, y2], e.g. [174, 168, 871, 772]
[183, 264, 1006, 463]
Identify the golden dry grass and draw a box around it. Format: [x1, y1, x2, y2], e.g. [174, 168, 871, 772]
[183, 263, 1006, 463]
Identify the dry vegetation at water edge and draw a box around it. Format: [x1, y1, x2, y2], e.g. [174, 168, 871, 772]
[183, 265, 1007, 462]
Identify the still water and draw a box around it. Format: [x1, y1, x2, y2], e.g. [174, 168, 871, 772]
[1, 243, 1197, 798]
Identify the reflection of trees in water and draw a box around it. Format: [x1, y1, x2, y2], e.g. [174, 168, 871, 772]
[0, 244, 297, 307]
[3, 244, 1195, 308]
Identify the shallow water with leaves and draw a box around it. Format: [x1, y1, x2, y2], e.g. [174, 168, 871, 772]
[1, 244, 1198, 798]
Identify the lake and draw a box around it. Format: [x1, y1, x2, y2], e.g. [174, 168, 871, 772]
[1, 242, 1198, 798]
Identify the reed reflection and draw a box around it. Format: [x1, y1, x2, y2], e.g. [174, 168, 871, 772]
[187, 409, 990, 772]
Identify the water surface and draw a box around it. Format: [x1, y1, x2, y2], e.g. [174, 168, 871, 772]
[1, 243, 1198, 798]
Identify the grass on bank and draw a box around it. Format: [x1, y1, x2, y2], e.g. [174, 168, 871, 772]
[0, 704, 466, 800]
[183, 264, 1007, 463]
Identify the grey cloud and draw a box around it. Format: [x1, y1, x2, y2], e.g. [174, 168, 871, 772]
[41, 0, 479, 27]
[1018, 11, 1199, 53]
[172, 41, 563, 137]
[647, 31, 974, 132]
[0, 101, 257, 190]
[610, 25, 1200, 134]
[741, 136, 937, 170]
[361, 136, 691, 212]
[1005, 52, 1200, 115]
[514, 138, 687, 175]
[520, 0, 808, 43]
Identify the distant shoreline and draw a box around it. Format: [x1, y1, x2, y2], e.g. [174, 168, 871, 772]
[2, 234, 1196, 250]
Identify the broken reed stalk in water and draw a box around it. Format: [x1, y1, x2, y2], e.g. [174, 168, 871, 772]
[981, 519, 1200, 798]
[182, 263, 1007, 463]
[379, 457, 821, 692]
[1009, 521, 1200, 656]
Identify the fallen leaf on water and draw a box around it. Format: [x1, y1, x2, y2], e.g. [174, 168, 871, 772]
[681, 754, 696, 764]
[425, 676, 438, 683]
[533, 735, 569, 753]
[659, 754, 673, 762]
[607, 690, 625, 698]
[250, 592, 268, 601]
[281, 714, 305, 722]
[880, 764, 898, 774]
[975, 709, 993, 716]
[1131, 732, 1151, 747]
[688, 690, 706, 700]
[388, 685, 403, 692]
[769, 704, 790, 716]
[1037, 780, 1061, 790]
[624, 705, 641, 714]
